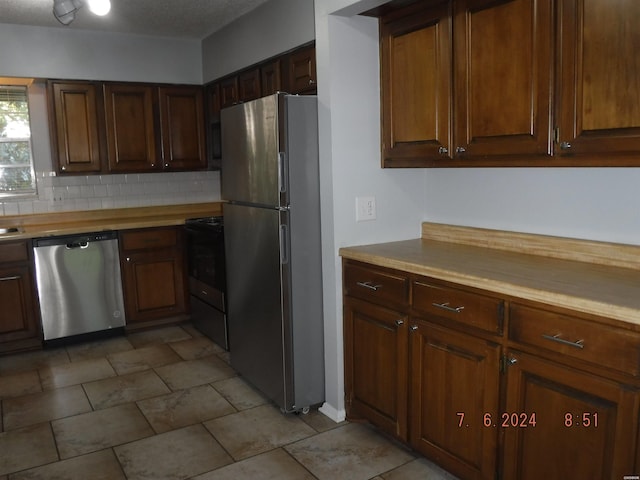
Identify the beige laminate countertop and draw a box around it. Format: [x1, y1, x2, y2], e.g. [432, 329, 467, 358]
[0, 202, 224, 241]
[340, 228, 640, 329]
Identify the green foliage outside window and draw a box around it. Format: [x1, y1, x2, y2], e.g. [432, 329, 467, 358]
[0, 85, 36, 196]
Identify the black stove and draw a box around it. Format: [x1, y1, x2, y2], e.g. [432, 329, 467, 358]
[184, 216, 228, 349]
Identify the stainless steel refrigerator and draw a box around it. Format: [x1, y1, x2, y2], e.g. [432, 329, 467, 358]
[221, 93, 324, 413]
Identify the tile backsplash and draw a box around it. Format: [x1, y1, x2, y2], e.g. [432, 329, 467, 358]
[0, 170, 221, 216]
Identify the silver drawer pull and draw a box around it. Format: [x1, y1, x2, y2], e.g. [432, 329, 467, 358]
[542, 334, 584, 349]
[356, 281, 382, 291]
[432, 302, 465, 313]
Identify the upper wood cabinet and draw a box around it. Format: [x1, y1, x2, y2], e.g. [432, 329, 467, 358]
[261, 59, 282, 97]
[104, 83, 157, 172]
[377, 0, 640, 167]
[287, 45, 317, 94]
[555, 0, 640, 163]
[219, 77, 239, 110]
[158, 86, 207, 170]
[49, 80, 207, 174]
[238, 68, 262, 103]
[379, 0, 552, 167]
[48, 81, 104, 174]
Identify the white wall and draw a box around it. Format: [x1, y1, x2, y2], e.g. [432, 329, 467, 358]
[0, 23, 215, 216]
[201, 0, 315, 82]
[425, 168, 640, 246]
[314, 0, 427, 421]
[0, 23, 202, 84]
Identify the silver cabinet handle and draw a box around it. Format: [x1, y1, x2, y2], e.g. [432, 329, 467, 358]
[432, 302, 465, 313]
[438, 146, 448, 155]
[542, 334, 584, 349]
[356, 281, 381, 291]
[410, 325, 418, 331]
[395, 319, 404, 326]
[560, 142, 572, 150]
[455, 146, 466, 154]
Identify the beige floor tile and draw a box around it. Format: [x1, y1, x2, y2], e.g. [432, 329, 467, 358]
[204, 404, 316, 461]
[299, 408, 346, 433]
[285, 423, 414, 480]
[9, 449, 126, 480]
[39, 357, 116, 390]
[2, 385, 91, 430]
[52, 403, 154, 459]
[211, 376, 268, 411]
[0, 370, 41, 400]
[192, 448, 315, 480]
[380, 457, 459, 479]
[155, 356, 235, 391]
[114, 424, 233, 480]
[65, 336, 134, 362]
[0, 423, 58, 476]
[106, 344, 182, 375]
[0, 348, 69, 376]
[83, 370, 170, 410]
[181, 324, 205, 338]
[137, 384, 236, 434]
[168, 336, 225, 360]
[126, 326, 192, 348]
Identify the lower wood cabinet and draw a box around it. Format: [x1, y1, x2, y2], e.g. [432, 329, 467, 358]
[119, 227, 188, 329]
[502, 350, 637, 480]
[0, 241, 41, 353]
[343, 296, 409, 440]
[410, 320, 500, 480]
[342, 259, 640, 480]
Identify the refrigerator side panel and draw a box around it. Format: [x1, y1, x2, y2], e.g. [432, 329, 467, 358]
[221, 95, 281, 207]
[223, 203, 287, 409]
[283, 95, 325, 408]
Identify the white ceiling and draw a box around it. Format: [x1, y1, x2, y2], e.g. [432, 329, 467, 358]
[0, 0, 271, 39]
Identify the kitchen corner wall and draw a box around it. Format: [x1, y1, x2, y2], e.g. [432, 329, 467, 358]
[0, 23, 218, 217]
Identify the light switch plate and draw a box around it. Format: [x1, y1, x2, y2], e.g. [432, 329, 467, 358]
[356, 196, 376, 222]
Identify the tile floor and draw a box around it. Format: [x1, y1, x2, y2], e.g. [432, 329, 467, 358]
[0, 324, 457, 480]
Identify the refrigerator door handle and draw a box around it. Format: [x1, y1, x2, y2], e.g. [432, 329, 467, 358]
[278, 152, 287, 194]
[279, 224, 289, 265]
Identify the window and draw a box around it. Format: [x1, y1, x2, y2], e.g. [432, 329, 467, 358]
[0, 84, 36, 197]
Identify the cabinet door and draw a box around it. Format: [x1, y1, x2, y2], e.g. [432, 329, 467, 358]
[49, 81, 103, 174]
[288, 45, 317, 94]
[238, 68, 261, 102]
[0, 264, 41, 350]
[219, 77, 239, 109]
[502, 350, 638, 480]
[104, 84, 158, 172]
[380, 2, 452, 167]
[410, 320, 500, 480]
[453, 0, 553, 160]
[120, 228, 188, 325]
[556, 0, 640, 161]
[261, 60, 282, 97]
[158, 86, 207, 170]
[343, 297, 409, 441]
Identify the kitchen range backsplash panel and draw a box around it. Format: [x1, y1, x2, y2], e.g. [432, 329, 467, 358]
[0, 171, 221, 216]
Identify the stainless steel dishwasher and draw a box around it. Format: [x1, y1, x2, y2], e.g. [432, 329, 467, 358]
[33, 231, 126, 341]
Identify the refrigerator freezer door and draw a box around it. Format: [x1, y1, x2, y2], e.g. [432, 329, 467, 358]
[221, 95, 284, 207]
[223, 203, 293, 410]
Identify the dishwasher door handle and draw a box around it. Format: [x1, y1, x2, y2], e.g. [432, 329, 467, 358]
[65, 241, 89, 249]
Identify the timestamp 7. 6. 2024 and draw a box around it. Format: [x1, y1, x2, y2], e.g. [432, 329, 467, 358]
[457, 412, 537, 428]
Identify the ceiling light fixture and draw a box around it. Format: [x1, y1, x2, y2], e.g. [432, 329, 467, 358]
[52, 0, 111, 25]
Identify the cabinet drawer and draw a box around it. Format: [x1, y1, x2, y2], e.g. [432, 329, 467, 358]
[344, 262, 409, 308]
[0, 241, 29, 263]
[412, 280, 504, 334]
[120, 228, 178, 252]
[509, 303, 640, 376]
